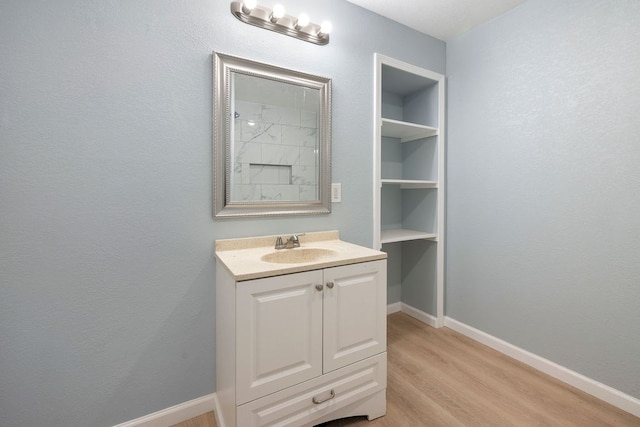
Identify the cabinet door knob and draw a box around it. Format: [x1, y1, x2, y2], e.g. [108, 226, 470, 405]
[326, 281, 334, 289]
[312, 389, 336, 404]
[315, 284, 323, 291]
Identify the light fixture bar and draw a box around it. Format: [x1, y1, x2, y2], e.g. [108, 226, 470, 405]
[230, 1, 331, 46]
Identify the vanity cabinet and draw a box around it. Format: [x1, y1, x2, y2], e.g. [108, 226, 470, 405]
[373, 53, 445, 326]
[216, 256, 387, 427]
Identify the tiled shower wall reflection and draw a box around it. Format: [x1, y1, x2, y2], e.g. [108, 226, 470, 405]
[232, 100, 318, 202]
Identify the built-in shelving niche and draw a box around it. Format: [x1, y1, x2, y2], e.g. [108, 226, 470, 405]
[374, 54, 445, 327]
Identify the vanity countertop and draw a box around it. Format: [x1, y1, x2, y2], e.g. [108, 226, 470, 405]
[215, 230, 387, 281]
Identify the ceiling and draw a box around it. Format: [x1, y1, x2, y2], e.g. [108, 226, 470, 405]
[344, 0, 527, 41]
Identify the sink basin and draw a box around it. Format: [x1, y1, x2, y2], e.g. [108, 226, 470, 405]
[261, 248, 338, 264]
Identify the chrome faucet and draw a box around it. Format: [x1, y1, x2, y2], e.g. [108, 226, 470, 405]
[274, 233, 305, 250]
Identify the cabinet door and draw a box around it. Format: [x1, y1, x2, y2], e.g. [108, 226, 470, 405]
[236, 270, 323, 404]
[323, 260, 387, 373]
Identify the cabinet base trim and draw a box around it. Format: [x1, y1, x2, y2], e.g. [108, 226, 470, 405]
[444, 317, 640, 418]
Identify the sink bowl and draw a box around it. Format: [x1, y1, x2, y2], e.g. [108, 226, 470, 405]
[261, 248, 338, 264]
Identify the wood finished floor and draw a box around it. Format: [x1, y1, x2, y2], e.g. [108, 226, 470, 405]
[173, 312, 640, 427]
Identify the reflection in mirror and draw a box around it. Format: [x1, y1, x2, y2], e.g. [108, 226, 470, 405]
[231, 74, 320, 203]
[213, 53, 331, 218]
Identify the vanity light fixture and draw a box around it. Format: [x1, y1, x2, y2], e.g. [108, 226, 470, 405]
[230, 1, 332, 45]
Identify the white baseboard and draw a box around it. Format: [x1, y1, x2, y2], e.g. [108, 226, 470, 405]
[386, 302, 401, 314]
[444, 317, 640, 418]
[387, 302, 438, 328]
[400, 303, 438, 327]
[113, 393, 217, 427]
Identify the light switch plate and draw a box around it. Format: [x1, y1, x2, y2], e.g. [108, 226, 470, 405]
[331, 183, 341, 203]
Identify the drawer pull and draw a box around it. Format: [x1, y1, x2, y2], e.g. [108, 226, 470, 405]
[312, 389, 336, 404]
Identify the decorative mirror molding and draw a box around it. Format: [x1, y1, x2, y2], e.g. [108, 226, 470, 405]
[213, 52, 332, 218]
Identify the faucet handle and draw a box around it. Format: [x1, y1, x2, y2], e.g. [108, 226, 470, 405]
[290, 233, 305, 248]
[275, 236, 285, 250]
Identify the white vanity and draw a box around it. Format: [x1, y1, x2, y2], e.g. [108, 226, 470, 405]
[215, 231, 387, 427]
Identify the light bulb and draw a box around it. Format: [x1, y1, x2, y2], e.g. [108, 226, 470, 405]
[271, 4, 285, 22]
[296, 13, 310, 29]
[319, 20, 332, 36]
[242, 0, 257, 14]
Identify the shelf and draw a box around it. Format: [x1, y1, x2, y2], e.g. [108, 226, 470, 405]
[381, 229, 437, 244]
[381, 118, 438, 143]
[381, 179, 437, 189]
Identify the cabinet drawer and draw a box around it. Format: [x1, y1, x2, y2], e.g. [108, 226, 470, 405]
[237, 352, 386, 427]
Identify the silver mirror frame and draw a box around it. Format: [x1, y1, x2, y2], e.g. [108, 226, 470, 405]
[213, 52, 332, 218]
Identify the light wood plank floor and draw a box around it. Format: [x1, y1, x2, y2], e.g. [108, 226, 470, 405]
[173, 312, 640, 427]
[171, 411, 216, 427]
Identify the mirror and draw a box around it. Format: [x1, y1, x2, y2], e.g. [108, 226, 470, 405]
[213, 52, 332, 218]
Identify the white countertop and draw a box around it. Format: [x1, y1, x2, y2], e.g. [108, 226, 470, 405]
[215, 230, 387, 281]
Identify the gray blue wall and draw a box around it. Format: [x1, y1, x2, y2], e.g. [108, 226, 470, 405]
[0, 1, 444, 426]
[446, 0, 640, 400]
